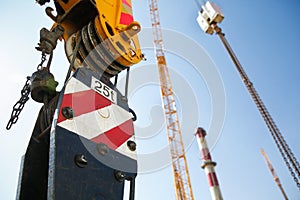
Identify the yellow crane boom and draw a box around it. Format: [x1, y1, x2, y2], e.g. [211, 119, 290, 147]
[147, 0, 194, 199]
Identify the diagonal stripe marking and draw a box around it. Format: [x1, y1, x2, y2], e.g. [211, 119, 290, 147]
[91, 119, 133, 149]
[115, 135, 137, 160]
[120, 13, 134, 25]
[64, 77, 90, 94]
[58, 90, 111, 123]
[58, 103, 132, 139]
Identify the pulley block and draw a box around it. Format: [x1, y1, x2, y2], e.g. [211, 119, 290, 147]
[43, 0, 143, 77]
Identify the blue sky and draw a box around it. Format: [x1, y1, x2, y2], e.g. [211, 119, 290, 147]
[0, 0, 299, 200]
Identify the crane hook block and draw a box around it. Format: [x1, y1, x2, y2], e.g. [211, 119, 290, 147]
[44, 0, 143, 78]
[30, 69, 58, 103]
[197, 1, 224, 34]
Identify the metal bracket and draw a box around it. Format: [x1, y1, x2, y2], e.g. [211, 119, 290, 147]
[36, 25, 64, 54]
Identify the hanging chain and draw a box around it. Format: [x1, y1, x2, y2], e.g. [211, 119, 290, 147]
[37, 51, 47, 70]
[214, 25, 300, 190]
[272, 122, 300, 177]
[6, 77, 31, 130]
[265, 113, 300, 190]
[6, 52, 50, 130]
[250, 86, 300, 189]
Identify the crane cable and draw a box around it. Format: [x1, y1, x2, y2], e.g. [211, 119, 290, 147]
[250, 82, 300, 189]
[194, 0, 203, 10]
[212, 24, 300, 190]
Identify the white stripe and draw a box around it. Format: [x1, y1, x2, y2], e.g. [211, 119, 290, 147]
[64, 77, 90, 94]
[58, 103, 133, 139]
[115, 135, 137, 160]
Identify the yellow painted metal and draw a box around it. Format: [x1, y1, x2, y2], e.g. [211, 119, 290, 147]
[148, 0, 194, 199]
[95, 0, 142, 66]
[51, 0, 94, 40]
[49, 0, 142, 68]
[55, 0, 80, 11]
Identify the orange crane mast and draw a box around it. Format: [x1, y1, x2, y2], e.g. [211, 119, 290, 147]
[147, 0, 194, 199]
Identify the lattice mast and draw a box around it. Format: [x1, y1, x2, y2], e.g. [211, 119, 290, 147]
[197, 1, 300, 190]
[261, 149, 289, 200]
[147, 0, 194, 199]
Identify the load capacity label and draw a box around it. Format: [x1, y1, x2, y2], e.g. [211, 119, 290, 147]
[91, 76, 117, 104]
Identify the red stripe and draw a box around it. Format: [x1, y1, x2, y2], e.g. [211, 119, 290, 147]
[58, 90, 111, 123]
[212, 172, 219, 186]
[119, 13, 133, 25]
[91, 119, 134, 149]
[196, 128, 206, 138]
[122, 0, 132, 8]
[201, 148, 211, 161]
[207, 172, 219, 187]
[207, 173, 213, 187]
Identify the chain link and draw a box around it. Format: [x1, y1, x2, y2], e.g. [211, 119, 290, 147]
[248, 79, 300, 190]
[216, 28, 300, 190]
[269, 121, 300, 190]
[273, 122, 300, 178]
[6, 76, 31, 130]
[37, 52, 47, 70]
[6, 51, 51, 130]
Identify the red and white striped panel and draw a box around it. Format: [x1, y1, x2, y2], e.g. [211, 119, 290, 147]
[57, 77, 136, 160]
[207, 172, 219, 187]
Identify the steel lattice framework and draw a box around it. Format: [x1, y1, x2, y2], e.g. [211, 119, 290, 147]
[261, 149, 289, 200]
[212, 24, 300, 190]
[147, 0, 194, 199]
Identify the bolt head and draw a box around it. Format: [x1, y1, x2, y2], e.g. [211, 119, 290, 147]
[97, 143, 109, 156]
[132, 25, 139, 31]
[115, 171, 125, 182]
[127, 140, 136, 151]
[74, 154, 88, 168]
[62, 107, 74, 119]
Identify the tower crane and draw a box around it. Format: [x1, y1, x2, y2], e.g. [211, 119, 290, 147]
[147, 1, 194, 199]
[261, 148, 289, 200]
[197, 1, 300, 190]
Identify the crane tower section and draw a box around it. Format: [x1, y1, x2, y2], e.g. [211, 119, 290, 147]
[197, 1, 300, 190]
[261, 149, 289, 200]
[148, 0, 194, 199]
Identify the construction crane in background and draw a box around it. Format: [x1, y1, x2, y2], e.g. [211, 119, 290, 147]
[197, 1, 300, 190]
[147, 0, 194, 199]
[261, 149, 289, 200]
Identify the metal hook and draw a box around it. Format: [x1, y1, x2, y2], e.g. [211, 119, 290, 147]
[46, 7, 57, 22]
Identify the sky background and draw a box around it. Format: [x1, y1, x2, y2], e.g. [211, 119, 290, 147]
[0, 0, 300, 200]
